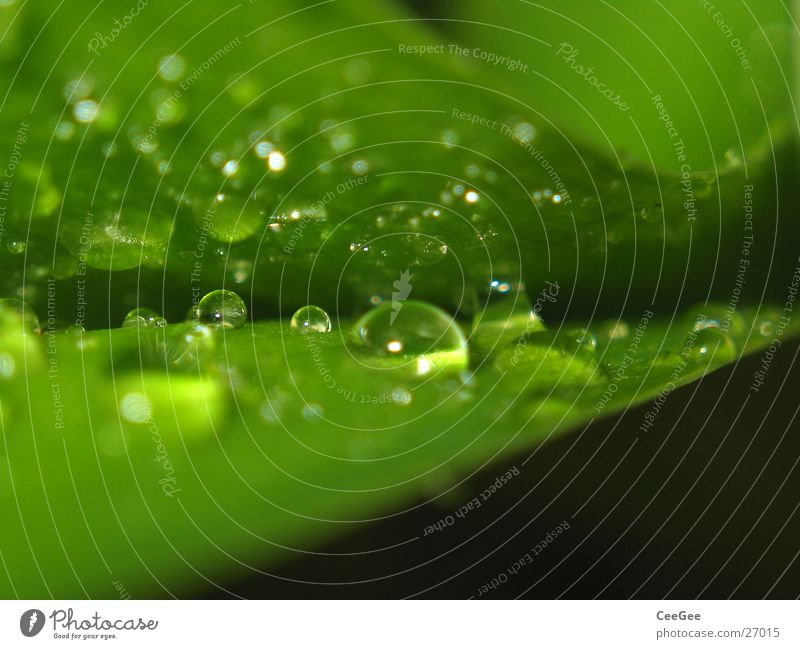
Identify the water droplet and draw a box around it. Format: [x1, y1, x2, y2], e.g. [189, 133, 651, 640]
[205, 193, 265, 243]
[157, 54, 186, 82]
[302, 403, 324, 421]
[120, 392, 152, 423]
[231, 260, 253, 284]
[0, 298, 39, 334]
[254, 140, 274, 158]
[63, 77, 92, 103]
[290, 305, 332, 333]
[471, 280, 545, 360]
[164, 322, 215, 368]
[352, 301, 468, 376]
[441, 130, 459, 147]
[561, 327, 598, 357]
[351, 159, 369, 175]
[414, 236, 447, 267]
[690, 304, 747, 339]
[464, 189, 480, 204]
[387, 387, 410, 405]
[55, 121, 75, 141]
[756, 309, 781, 337]
[191, 290, 247, 329]
[267, 151, 286, 171]
[221, 159, 239, 177]
[512, 121, 536, 143]
[688, 328, 736, 364]
[73, 99, 99, 123]
[602, 320, 630, 340]
[66, 324, 85, 335]
[60, 206, 173, 271]
[0, 352, 15, 379]
[122, 307, 167, 329]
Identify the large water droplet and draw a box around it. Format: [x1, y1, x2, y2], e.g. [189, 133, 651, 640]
[290, 305, 331, 333]
[352, 301, 468, 375]
[190, 290, 247, 329]
[122, 307, 167, 329]
[205, 193, 265, 243]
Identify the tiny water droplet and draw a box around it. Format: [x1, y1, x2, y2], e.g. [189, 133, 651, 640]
[351, 159, 369, 175]
[254, 140, 274, 158]
[267, 151, 286, 171]
[190, 290, 247, 329]
[688, 328, 736, 364]
[157, 54, 186, 82]
[512, 121, 536, 143]
[414, 236, 447, 267]
[73, 99, 99, 123]
[122, 307, 167, 329]
[120, 392, 152, 423]
[562, 327, 598, 356]
[302, 403, 324, 421]
[0, 352, 15, 379]
[205, 193, 264, 242]
[290, 305, 332, 333]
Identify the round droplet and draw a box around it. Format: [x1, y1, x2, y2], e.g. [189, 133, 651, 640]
[191, 290, 247, 329]
[73, 99, 99, 123]
[205, 193, 265, 243]
[66, 324, 85, 335]
[352, 300, 468, 375]
[562, 327, 598, 356]
[157, 54, 186, 82]
[0, 352, 16, 379]
[691, 304, 747, 339]
[0, 298, 40, 334]
[414, 236, 447, 267]
[267, 151, 286, 171]
[689, 328, 736, 364]
[122, 307, 167, 329]
[120, 392, 152, 423]
[165, 322, 215, 368]
[290, 306, 332, 333]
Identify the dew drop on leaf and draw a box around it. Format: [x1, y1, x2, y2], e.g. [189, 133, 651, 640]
[688, 328, 736, 365]
[190, 290, 247, 329]
[122, 307, 167, 329]
[290, 305, 332, 333]
[352, 300, 468, 376]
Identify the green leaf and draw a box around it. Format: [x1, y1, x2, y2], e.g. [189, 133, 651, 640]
[0, 0, 797, 597]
